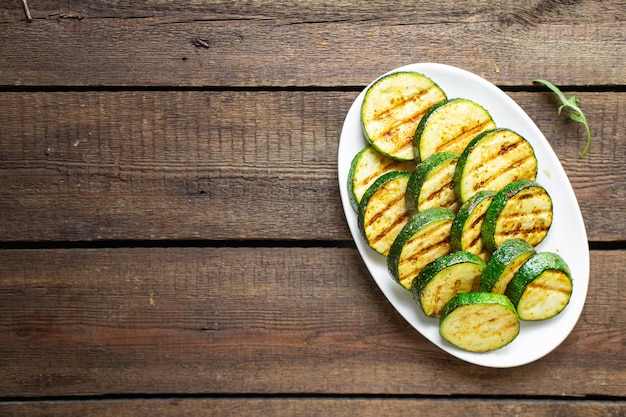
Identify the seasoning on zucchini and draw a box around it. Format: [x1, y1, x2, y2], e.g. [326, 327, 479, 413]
[505, 252, 573, 321]
[361, 71, 447, 161]
[358, 171, 412, 256]
[387, 207, 455, 290]
[481, 179, 553, 253]
[450, 190, 496, 262]
[348, 145, 417, 212]
[479, 238, 536, 294]
[439, 292, 520, 352]
[413, 98, 496, 162]
[412, 251, 485, 318]
[405, 152, 460, 214]
[454, 128, 538, 203]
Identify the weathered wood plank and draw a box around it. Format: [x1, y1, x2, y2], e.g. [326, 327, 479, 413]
[0, 248, 623, 397]
[0, 91, 624, 242]
[1, 1, 624, 86]
[5, 0, 622, 22]
[0, 398, 624, 417]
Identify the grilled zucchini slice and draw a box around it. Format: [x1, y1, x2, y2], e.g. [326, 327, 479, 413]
[361, 71, 447, 161]
[505, 252, 573, 321]
[454, 128, 538, 203]
[412, 251, 485, 318]
[450, 190, 496, 262]
[439, 292, 520, 352]
[481, 179, 553, 253]
[388, 207, 455, 290]
[405, 152, 460, 214]
[479, 239, 535, 294]
[348, 146, 416, 211]
[358, 171, 412, 256]
[413, 98, 496, 162]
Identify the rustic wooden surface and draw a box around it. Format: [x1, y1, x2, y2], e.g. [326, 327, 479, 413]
[1, 1, 625, 415]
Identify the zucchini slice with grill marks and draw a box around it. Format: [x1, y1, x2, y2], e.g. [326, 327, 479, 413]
[348, 145, 416, 211]
[361, 71, 447, 161]
[405, 152, 460, 214]
[481, 179, 553, 253]
[450, 190, 496, 262]
[387, 207, 455, 290]
[505, 252, 572, 321]
[439, 292, 520, 352]
[454, 128, 538, 203]
[479, 238, 536, 294]
[413, 98, 496, 162]
[412, 251, 485, 318]
[358, 171, 412, 256]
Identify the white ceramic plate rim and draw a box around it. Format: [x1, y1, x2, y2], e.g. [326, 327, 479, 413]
[337, 63, 590, 368]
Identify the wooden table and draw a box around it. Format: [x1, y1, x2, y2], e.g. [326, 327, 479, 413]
[1, 1, 624, 415]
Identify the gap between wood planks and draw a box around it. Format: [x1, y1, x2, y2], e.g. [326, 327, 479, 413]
[0, 239, 357, 250]
[0, 392, 625, 402]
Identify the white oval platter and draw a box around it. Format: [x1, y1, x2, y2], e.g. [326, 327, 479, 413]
[337, 63, 589, 368]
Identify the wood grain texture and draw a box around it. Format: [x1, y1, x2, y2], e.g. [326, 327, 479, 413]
[1, 1, 624, 86]
[0, 248, 623, 397]
[1, 91, 624, 242]
[5, 0, 624, 21]
[1, 1, 625, 412]
[0, 398, 624, 417]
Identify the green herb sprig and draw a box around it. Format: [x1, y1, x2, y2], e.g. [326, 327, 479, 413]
[533, 79, 591, 158]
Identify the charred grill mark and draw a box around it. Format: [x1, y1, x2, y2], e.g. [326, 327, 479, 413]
[381, 109, 431, 154]
[500, 318, 520, 332]
[422, 180, 454, 205]
[463, 212, 488, 252]
[398, 235, 451, 272]
[365, 191, 405, 231]
[528, 279, 572, 296]
[365, 187, 409, 248]
[497, 211, 553, 229]
[486, 314, 509, 325]
[369, 211, 411, 246]
[496, 225, 551, 239]
[469, 211, 487, 232]
[503, 206, 552, 218]
[497, 140, 522, 156]
[472, 151, 536, 192]
[372, 88, 435, 123]
[467, 228, 485, 250]
[512, 190, 543, 201]
[398, 242, 450, 281]
[393, 133, 418, 154]
[435, 120, 493, 153]
[496, 202, 552, 245]
[359, 160, 407, 188]
[473, 311, 518, 335]
[372, 87, 444, 156]
[443, 199, 460, 212]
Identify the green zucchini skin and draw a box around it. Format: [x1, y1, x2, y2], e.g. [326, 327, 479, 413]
[348, 145, 416, 212]
[453, 128, 538, 203]
[405, 151, 460, 214]
[505, 252, 573, 321]
[412, 98, 496, 162]
[358, 171, 412, 256]
[449, 190, 496, 262]
[387, 207, 455, 290]
[412, 251, 485, 318]
[479, 238, 535, 294]
[439, 292, 520, 353]
[481, 179, 553, 253]
[361, 71, 447, 161]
